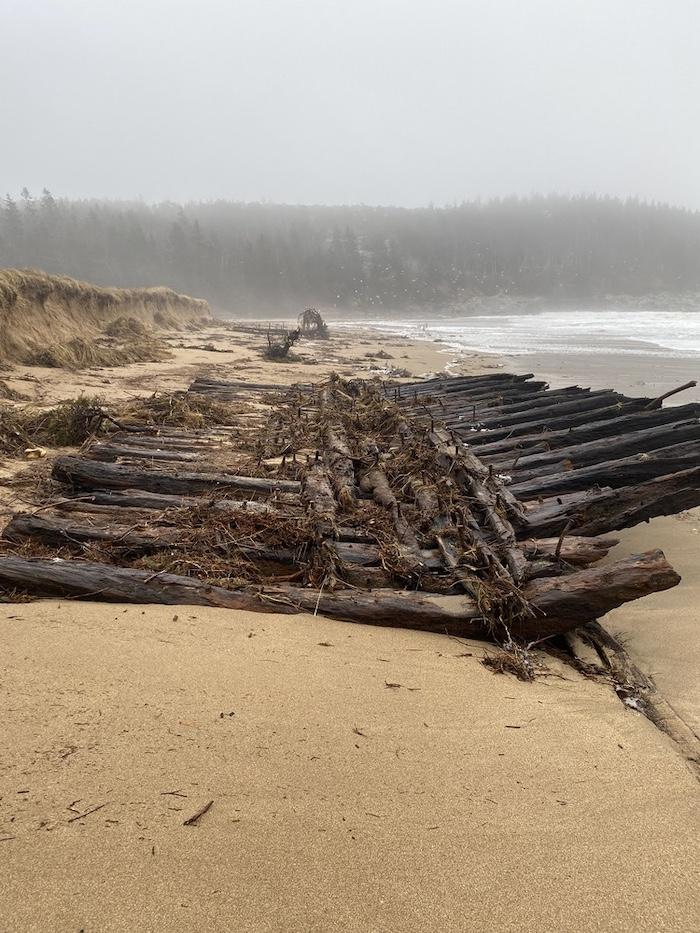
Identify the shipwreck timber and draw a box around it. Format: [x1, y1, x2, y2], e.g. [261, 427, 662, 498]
[0, 371, 697, 645]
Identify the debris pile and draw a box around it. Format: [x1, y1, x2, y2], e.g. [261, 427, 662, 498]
[0, 372, 694, 644]
[298, 307, 329, 339]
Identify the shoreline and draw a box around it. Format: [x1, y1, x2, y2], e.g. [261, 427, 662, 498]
[334, 314, 700, 402]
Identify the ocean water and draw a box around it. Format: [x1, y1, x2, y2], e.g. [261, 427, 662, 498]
[351, 310, 700, 360]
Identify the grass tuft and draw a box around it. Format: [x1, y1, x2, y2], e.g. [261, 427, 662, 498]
[25, 336, 171, 370]
[0, 395, 109, 455]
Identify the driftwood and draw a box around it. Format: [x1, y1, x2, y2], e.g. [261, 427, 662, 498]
[475, 390, 627, 429]
[51, 489, 276, 515]
[520, 535, 619, 565]
[391, 370, 700, 545]
[325, 425, 357, 510]
[302, 463, 337, 524]
[460, 399, 649, 445]
[506, 419, 700, 482]
[88, 444, 200, 463]
[3, 512, 301, 567]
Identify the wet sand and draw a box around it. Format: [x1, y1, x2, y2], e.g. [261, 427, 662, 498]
[509, 347, 700, 404]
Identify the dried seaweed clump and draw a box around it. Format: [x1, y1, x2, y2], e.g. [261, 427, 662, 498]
[0, 395, 109, 454]
[481, 643, 537, 682]
[117, 391, 238, 429]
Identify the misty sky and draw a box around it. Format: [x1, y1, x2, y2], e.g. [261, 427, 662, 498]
[2, 0, 698, 208]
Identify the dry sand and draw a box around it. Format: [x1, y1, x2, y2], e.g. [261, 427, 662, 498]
[1, 322, 699, 932]
[0, 322, 495, 408]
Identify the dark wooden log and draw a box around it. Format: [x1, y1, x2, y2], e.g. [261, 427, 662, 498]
[408, 475, 507, 598]
[358, 449, 426, 569]
[0, 549, 678, 640]
[430, 429, 527, 525]
[474, 403, 700, 461]
[100, 433, 230, 450]
[507, 419, 700, 483]
[4, 512, 181, 549]
[520, 535, 619, 565]
[52, 456, 301, 497]
[88, 444, 200, 463]
[5, 510, 446, 572]
[459, 399, 649, 446]
[2, 513, 301, 566]
[521, 467, 700, 537]
[415, 383, 551, 417]
[427, 433, 527, 582]
[645, 379, 697, 409]
[475, 391, 629, 430]
[436, 386, 596, 425]
[52, 489, 276, 515]
[510, 438, 700, 498]
[337, 565, 395, 590]
[523, 550, 679, 627]
[471, 385, 591, 416]
[393, 373, 536, 399]
[50, 501, 161, 520]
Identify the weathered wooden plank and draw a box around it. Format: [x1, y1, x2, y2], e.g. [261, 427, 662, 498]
[0, 549, 679, 640]
[474, 403, 700, 460]
[510, 438, 700, 498]
[508, 419, 700, 483]
[53, 456, 301, 496]
[521, 467, 700, 537]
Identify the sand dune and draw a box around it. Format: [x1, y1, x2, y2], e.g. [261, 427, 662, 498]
[0, 269, 210, 368]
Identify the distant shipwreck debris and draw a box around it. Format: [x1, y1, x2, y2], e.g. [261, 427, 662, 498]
[298, 307, 329, 339]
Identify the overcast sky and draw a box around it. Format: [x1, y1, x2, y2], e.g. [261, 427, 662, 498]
[2, 0, 698, 208]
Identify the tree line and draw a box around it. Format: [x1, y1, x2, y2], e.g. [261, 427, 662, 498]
[1, 189, 699, 311]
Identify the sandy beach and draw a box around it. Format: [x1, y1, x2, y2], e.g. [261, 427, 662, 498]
[2, 602, 698, 933]
[1, 320, 699, 932]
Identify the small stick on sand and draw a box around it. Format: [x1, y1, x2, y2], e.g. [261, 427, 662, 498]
[67, 803, 108, 823]
[183, 800, 214, 827]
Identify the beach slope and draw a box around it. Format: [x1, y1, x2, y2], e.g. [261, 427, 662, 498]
[1, 601, 698, 933]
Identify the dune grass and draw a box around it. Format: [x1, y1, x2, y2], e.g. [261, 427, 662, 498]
[0, 268, 211, 368]
[0, 268, 209, 317]
[25, 336, 171, 370]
